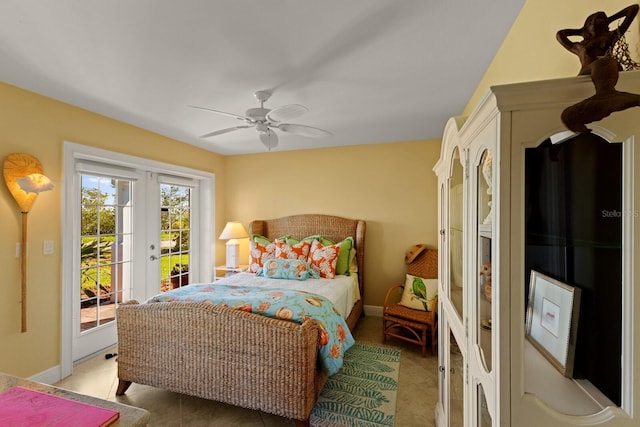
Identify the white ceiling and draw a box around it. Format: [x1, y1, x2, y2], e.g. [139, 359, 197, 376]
[0, 1, 525, 155]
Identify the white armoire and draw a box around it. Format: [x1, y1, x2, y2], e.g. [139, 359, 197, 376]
[433, 70, 640, 426]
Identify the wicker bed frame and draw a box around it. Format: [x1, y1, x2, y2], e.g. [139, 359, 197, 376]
[115, 214, 366, 426]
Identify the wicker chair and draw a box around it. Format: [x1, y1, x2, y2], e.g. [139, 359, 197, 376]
[382, 246, 438, 356]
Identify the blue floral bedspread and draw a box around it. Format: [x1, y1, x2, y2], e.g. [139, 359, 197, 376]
[148, 283, 355, 376]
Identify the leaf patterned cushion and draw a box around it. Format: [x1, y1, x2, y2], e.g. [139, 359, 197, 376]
[273, 239, 312, 262]
[399, 274, 438, 311]
[307, 239, 340, 279]
[249, 239, 278, 273]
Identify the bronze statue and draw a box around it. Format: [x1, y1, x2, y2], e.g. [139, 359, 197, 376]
[557, 4, 639, 76]
[556, 4, 640, 132]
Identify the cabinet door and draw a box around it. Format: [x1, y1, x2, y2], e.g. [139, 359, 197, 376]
[467, 126, 496, 425]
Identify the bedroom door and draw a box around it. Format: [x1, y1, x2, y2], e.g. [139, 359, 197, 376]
[63, 142, 214, 368]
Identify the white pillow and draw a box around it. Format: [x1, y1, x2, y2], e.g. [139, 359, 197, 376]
[399, 274, 438, 311]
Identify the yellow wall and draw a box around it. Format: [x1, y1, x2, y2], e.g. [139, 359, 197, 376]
[0, 80, 441, 378]
[224, 141, 442, 308]
[0, 82, 224, 377]
[465, 0, 640, 116]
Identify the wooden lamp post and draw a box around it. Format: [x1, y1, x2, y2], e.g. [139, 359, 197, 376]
[3, 153, 53, 333]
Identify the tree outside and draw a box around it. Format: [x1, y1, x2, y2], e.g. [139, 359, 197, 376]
[81, 185, 115, 302]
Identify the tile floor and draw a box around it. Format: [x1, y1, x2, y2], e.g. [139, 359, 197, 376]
[54, 315, 439, 426]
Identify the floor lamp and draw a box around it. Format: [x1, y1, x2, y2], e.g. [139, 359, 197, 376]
[3, 153, 53, 333]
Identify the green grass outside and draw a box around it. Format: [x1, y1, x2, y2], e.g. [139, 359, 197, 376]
[161, 254, 190, 279]
[81, 235, 189, 297]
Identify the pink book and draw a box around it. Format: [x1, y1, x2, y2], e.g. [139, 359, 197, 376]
[0, 386, 119, 426]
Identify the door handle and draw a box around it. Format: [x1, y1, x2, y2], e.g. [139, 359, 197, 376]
[150, 255, 158, 261]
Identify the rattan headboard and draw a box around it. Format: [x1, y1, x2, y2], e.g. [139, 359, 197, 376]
[249, 214, 366, 296]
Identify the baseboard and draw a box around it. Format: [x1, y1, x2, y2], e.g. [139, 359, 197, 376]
[364, 305, 382, 317]
[29, 365, 62, 385]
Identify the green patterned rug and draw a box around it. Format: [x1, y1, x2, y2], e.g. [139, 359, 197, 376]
[311, 343, 400, 427]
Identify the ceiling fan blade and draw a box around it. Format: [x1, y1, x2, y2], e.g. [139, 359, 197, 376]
[259, 129, 278, 150]
[265, 104, 309, 123]
[200, 125, 253, 138]
[278, 123, 332, 138]
[188, 105, 250, 122]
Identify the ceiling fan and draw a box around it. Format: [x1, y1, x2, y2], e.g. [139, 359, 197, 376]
[190, 90, 332, 150]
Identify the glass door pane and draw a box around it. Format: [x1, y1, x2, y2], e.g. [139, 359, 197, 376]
[477, 383, 492, 426]
[449, 147, 464, 320]
[159, 184, 192, 292]
[477, 150, 492, 372]
[450, 330, 465, 427]
[79, 175, 132, 333]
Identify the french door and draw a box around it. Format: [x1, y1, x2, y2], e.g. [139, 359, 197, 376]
[75, 172, 136, 359]
[62, 142, 213, 374]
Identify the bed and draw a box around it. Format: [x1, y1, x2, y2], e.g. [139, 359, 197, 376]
[115, 214, 366, 426]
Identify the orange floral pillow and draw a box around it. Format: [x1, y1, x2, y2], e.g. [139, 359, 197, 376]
[273, 240, 312, 261]
[307, 240, 340, 279]
[249, 240, 278, 273]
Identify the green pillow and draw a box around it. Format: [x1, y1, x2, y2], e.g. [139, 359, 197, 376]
[251, 234, 290, 245]
[299, 235, 333, 245]
[250, 234, 271, 245]
[334, 237, 353, 276]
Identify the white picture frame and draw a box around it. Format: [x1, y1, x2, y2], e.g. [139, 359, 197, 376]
[525, 270, 581, 377]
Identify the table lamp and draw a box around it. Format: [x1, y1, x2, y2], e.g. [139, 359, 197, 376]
[219, 221, 249, 268]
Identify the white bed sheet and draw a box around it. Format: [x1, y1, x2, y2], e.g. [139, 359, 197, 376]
[215, 272, 359, 319]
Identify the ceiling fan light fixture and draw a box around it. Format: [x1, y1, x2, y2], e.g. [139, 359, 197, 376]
[190, 89, 330, 149]
[245, 107, 269, 122]
[259, 128, 278, 150]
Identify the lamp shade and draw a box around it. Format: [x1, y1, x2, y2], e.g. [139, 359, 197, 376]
[3, 153, 46, 213]
[218, 221, 249, 240]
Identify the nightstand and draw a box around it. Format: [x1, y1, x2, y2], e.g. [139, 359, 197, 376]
[214, 265, 248, 281]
